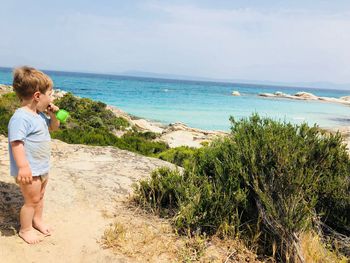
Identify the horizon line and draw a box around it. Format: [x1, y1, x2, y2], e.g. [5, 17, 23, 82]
[0, 66, 349, 92]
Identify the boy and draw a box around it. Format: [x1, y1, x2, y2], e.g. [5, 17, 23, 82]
[8, 66, 60, 244]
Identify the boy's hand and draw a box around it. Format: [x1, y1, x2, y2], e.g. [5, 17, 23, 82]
[47, 103, 61, 131]
[17, 165, 33, 184]
[47, 103, 59, 116]
[10, 141, 32, 184]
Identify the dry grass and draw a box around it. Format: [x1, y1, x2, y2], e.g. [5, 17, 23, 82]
[300, 231, 348, 263]
[101, 204, 350, 263]
[102, 222, 126, 249]
[177, 232, 208, 262]
[100, 201, 263, 262]
[101, 204, 180, 262]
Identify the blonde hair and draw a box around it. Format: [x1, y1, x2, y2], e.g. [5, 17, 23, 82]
[12, 66, 53, 99]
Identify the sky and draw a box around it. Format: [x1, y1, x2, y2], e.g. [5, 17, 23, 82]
[1, 0, 350, 85]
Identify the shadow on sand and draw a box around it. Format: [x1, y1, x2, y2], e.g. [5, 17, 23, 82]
[0, 181, 23, 236]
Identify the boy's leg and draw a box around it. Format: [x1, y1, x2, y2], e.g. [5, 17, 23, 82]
[19, 177, 43, 244]
[33, 176, 52, 236]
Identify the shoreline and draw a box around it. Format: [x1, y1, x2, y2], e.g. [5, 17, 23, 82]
[105, 104, 228, 148]
[1, 84, 349, 149]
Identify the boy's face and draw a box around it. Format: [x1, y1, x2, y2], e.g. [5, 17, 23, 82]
[35, 88, 54, 112]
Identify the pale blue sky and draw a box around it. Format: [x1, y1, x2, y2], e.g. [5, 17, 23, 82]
[1, 1, 350, 84]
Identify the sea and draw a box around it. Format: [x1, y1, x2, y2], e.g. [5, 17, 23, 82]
[0, 67, 349, 131]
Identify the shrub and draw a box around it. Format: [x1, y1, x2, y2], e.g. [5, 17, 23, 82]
[156, 146, 198, 168]
[0, 93, 20, 136]
[51, 93, 169, 156]
[134, 167, 186, 216]
[54, 92, 130, 130]
[121, 131, 168, 156]
[0, 92, 169, 157]
[134, 114, 350, 262]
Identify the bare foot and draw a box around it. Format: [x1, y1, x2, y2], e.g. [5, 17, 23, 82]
[33, 220, 52, 236]
[19, 229, 43, 244]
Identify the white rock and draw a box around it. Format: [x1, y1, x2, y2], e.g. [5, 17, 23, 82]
[340, 96, 350, 102]
[294, 92, 318, 100]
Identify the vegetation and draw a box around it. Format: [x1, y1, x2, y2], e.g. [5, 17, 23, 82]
[0, 92, 169, 156]
[0, 91, 201, 161]
[0, 93, 20, 135]
[54, 93, 129, 131]
[134, 114, 350, 262]
[156, 146, 198, 168]
[52, 93, 170, 156]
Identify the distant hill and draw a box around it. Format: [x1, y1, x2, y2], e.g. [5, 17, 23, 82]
[121, 70, 350, 91]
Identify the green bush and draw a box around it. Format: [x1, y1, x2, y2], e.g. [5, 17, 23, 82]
[134, 114, 350, 261]
[51, 93, 170, 156]
[0, 92, 169, 157]
[52, 126, 119, 146]
[121, 131, 168, 155]
[156, 146, 198, 168]
[0, 93, 20, 136]
[54, 93, 129, 130]
[134, 167, 186, 216]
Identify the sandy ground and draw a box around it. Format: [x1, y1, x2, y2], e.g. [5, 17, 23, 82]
[0, 135, 177, 263]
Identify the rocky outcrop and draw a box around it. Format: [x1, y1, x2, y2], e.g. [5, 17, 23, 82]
[53, 89, 67, 99]
[107, 105, 229, 148]
[0, 135, 179, 262]
[0, 85, 13, 95]
[131, 119, 165, 134]
[294, 92, 319, 100]
[0, 85, 67, 99]
[340, 96, 350, 102]
[159, 122, 228, 148]
[259, 91, 350, 106]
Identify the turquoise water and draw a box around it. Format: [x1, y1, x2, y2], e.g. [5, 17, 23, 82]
[1, 67, 349, 131]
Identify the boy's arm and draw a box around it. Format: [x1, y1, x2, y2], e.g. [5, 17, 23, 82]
[11, 141, 32, 184]
[47, 103, 60, 131]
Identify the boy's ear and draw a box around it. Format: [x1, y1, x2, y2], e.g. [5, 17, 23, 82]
[33, 91, 41, 101]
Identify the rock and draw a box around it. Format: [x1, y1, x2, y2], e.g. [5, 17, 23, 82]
[0, 85, 13, 95]
[132, 119, 164, 133]
[274, 91, 286, 96]
[160, 123, 228, 148]
[340, 96, 350, 102]
[294, 92, 318, 100]
[0, 136, 180, 262]
[231, 91, 240, 96]
[106, 105, 132, 122]
[53, 89, 67, 99]
[259, 93, 275, 97]
[259, 90, 350, 106]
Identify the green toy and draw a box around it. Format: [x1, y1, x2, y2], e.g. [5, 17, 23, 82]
[55, 109, 69, 123]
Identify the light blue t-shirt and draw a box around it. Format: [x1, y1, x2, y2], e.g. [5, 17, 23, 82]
[8, 108, 51, 177]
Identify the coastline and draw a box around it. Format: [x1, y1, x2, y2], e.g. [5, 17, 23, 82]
[1, 84, 349, 149]
[41, 86, 229, 148]
[106, 104, 228, 148]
